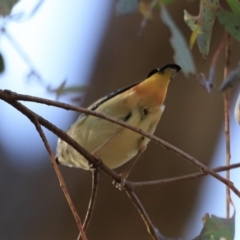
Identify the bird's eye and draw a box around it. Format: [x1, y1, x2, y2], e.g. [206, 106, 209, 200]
[147, 68, 159, 78]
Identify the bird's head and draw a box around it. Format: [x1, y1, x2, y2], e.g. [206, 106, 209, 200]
[133, 63, 181, 106]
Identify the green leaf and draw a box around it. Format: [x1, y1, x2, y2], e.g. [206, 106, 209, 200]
[184, 0, 218, 59]
[190, 0, 217, 58]
[160, 5, 196, 77]
[0, 53, 5, 74]
[226, 0, 240, 17]
[193, 213, 235, 240]
[184, 10, 198, 31]
[217, 10, 240, 42]
[0, 0, 19, 17]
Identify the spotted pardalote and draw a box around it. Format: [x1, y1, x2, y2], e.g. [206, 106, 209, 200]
[56, 64, 181, 171]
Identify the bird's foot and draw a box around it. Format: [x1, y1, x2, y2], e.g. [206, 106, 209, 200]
[113, 173, 127, 191]
[89, 157, 103, 172]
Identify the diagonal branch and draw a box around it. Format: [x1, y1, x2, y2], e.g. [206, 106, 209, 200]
[1, 98, 87, 240]
[0, 93, 161, 240]
[131, 162, 240, 188]
[1, 89, 239, 197]
[1, 90, 240, 240]
[7, 102, 160, 240]
[0, 91, 122, 182]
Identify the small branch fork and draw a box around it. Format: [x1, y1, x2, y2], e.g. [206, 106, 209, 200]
[0, 89, 240, 240]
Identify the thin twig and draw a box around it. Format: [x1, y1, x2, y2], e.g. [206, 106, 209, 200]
[83, 170, 100, 231]
[197, 34, 226, 93]
[211, 34, 226, 67]
[126, 190, 166, 240]
[35, 123, 88, 240]
[0, 91, 122, 184]
[132, 162, 240, 188]
[26, 113, 87, 238]
[1, 98, 87, 239]
[1, 90, 239, 197]
[77, 170, 100, 240]
[223, 33, 231, 218]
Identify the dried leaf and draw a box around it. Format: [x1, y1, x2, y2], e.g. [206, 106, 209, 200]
[161, 5, 196, 77]
[0, 0, 19, 17]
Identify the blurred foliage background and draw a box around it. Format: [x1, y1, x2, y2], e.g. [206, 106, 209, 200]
[0, 0, 240, 239]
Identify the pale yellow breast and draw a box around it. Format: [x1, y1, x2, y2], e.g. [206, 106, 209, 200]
[57, 92, 164, 170]
[95, 105, 163, 169]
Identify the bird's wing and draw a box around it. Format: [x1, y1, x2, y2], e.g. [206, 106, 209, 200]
[75, 81, 140, 122]
[89, 81, 140, 111]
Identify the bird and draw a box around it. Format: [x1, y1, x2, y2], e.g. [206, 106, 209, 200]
[56, 64, 181, 176]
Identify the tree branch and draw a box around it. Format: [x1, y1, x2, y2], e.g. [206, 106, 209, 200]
[223, 32, 232, 218]
[1, 89, 240, 240]
[1, 89, 239, 197]
[131, 162, 240, 188]
[0, 91, 163, 240]
[11, 101, 87, 240]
